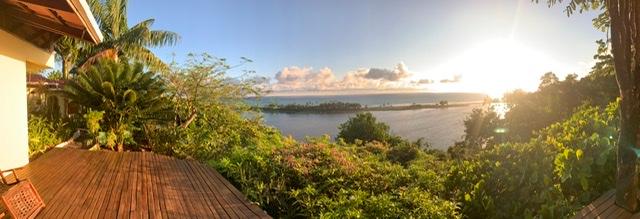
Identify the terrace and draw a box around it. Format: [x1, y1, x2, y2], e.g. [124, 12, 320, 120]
[0, 148, 270, 218]
[574, 190, 640, 219]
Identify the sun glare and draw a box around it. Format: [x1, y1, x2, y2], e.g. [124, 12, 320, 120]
[428, 38, 573, 98]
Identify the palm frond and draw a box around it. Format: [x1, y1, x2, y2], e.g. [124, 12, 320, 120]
[57, 0, 177, 77]
[145, 30, 180, 47]
[128, 46, 171, 73]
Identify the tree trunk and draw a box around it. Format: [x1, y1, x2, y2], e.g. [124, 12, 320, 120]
[180, 112, 197, 128]
[117, 144, 124, 152]
[62, 56, 71, 80]
[617, 90, 640, 211]
[607, 0, 640, 212]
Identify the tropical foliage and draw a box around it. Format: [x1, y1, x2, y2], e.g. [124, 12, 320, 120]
[23, 0, 634, 217]
[163, 53, 258, 128]
[213, 137, 458, 218]
[447, 101, 618, 218]
[64, 60, 172, 151]
[144, 53, 265, 159]
[337, 112, 392, 144]
[27, 116, 62, 157]
[54, 0, 179, 78]
[85, 0, 179, 72]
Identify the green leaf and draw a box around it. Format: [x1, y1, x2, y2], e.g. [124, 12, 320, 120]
[101, 82, 116, 97]
[576, 149, 584, 160]
[97, 131, 107, 145]
[123, 89, 138, 104]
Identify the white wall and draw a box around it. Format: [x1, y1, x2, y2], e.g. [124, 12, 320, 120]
[0, 54, 30, 170]
[0, 29, 54, 170]
[0, 29, 54, 70]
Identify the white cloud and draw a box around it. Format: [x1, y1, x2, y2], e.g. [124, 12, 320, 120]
[272, 67, 336, 91]
[269, 62, 420, 92]
[440, 74, 462, 83]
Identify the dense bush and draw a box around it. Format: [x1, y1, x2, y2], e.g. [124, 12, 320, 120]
[172, 110, 280, 160]
[28, 116, 62, 157]
[212, 136, 459, 218]
[170, 93, 621, 218]
[446, 101, 618, 218]
[142, 53, 270, 159]
[387, 143, 421, 167]
[337, 112, 391, 143]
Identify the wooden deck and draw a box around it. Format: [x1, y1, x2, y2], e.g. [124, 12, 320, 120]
[574, 190, 640, 219]
[0, 148, 270, 219]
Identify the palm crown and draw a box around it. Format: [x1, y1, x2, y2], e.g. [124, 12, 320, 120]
[55, 0, 179, 78]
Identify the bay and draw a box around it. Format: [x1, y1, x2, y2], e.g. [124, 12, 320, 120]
[252, 93, 488, 150]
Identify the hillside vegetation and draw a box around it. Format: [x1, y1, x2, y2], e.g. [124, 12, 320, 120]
[25, 0, 628, 217]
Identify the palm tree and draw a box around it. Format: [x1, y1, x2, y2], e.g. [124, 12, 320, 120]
[54, 37, 96, 79]
[53, 37, 79, 79]
[64, 60, 173, 151]
[55, 0, 179, 76]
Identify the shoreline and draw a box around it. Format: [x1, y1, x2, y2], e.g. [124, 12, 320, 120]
[258, 101, 484, 114]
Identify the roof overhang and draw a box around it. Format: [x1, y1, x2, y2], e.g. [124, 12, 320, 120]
[0, 0, 103, 49]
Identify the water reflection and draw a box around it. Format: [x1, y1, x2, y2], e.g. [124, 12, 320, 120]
[261, 104, 480, 150]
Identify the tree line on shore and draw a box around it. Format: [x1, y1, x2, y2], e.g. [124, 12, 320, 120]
[259, 99, 460, 113]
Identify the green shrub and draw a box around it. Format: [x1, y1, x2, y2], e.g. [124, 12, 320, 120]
[446, 101, 619, 218]
[28, 116, 62, 157]
[212, 139, 458, 218]
[337, 112, 391, 143]
[166, 107, 281, 160]
[387, 143, 420, 166]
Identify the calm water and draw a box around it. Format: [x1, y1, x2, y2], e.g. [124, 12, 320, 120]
[262, 105, 478, 150]
[254, 93, 488, 150]
[248, 92, 487, 107]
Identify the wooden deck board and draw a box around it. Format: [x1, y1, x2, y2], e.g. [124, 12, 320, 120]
[4, 148, 269, 219]
[191, 160, 241, 218]
[61, 150, 110, 218]
[574, 189, 640, 219]
[83, 151, 118, 219]
[184, 159, 229, 219]
[177, 159, 210, 218]
[149, 153, 167, 219]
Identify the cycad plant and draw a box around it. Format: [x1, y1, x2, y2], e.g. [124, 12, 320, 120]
[64, 60, 173, 151]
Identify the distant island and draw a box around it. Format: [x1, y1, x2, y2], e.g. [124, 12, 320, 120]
[258, 100, 482, 113]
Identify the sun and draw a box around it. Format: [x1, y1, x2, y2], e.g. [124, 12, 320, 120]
[427, 38, 571, 98]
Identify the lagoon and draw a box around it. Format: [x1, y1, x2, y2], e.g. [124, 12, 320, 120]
[254, 93, 487, 150]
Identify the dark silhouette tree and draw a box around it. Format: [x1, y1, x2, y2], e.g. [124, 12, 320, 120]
[538, 72, 559, 89]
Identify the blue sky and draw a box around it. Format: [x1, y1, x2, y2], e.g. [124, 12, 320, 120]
[127, 0, 605, 96]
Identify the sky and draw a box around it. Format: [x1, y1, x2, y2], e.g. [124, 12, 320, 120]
[127, 0, 606, 97]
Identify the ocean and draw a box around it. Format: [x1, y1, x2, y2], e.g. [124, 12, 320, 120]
[247, 92, 488, 150]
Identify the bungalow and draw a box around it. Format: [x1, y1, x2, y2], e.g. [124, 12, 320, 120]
[26, 74, 66, 120]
